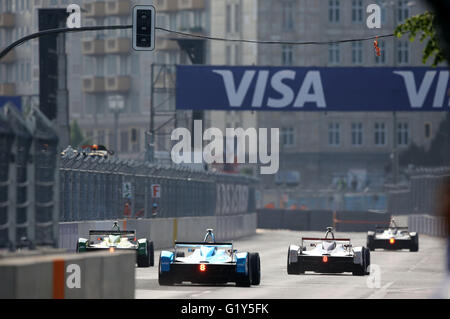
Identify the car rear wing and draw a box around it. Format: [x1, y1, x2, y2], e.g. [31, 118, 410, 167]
[301, 237, 351, 245]
[375, 226, 409, 230]
[174, 241, 233, 248]
[89, 230, 136, 236]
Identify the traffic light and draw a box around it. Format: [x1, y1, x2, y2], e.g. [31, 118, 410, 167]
[132, 5, 155, 51]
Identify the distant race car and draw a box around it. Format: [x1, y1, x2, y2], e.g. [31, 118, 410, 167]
[76, 221, 155, 267]
[367, 220, 419, 252]
[158, 229, 261, 287]
[287, 227, 370, 276]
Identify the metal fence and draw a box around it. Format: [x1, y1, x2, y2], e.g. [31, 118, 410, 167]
[59, 154, 258, 222]
[0, 104, 59, 251]
[387, 168, 450, 215]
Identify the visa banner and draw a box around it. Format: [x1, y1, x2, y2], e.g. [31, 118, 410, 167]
[0, 96, 21, 110]
[176, 66, 450, 111]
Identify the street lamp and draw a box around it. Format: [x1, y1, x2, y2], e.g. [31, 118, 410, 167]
[108, 94, 125, 154]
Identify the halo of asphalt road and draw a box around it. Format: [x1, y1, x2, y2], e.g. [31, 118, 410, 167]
[135, 229, 447, 299]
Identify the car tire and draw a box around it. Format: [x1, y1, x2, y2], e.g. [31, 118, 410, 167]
[137, 240, 151, 268]
[249, 253, 261, 286]
[364, 247, 371, 275]
[352, 248, 367, 276]
[287, 247, 304, 275]
[158, 253, 173, 286]
[236, 254, 252, 287]
[410, 233, 419, 252]
[367, 234, 375, 251]
[149, 241, 155, 266]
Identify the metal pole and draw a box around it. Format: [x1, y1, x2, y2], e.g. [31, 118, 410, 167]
[114, 111, 119, 154]
[148, 63, 155, 162]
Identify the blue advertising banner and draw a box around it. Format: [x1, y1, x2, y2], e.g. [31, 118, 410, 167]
[0, 96, 21, 110]
[176, 66, 450, 111]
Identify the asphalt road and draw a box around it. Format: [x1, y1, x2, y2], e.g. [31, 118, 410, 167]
[135, 229, 448, 299]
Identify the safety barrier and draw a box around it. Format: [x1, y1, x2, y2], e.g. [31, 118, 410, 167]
[408, 215, 448, 237]
[59, 213, 257, 250]
[257, 209, 391, 232]
[0, 105, 59, 251]
[0, 250, 135, 298]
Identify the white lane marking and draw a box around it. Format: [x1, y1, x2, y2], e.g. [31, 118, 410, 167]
[408, 257, 429, 272]
[367, 281, 394, 299]
[190, 290, 212, 298]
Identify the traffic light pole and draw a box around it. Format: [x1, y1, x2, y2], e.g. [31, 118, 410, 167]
[0, 25, 132, 61]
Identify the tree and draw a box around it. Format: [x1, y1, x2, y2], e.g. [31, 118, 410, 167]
[70, 120, 85, 147]
[394, 11, 446, 66]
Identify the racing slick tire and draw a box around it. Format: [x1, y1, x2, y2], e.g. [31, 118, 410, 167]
[367, 232, 375, 251]
[410, 233, 419, 252]
[287, 247, 304, 275]
[249, 252, 261, 286]
[158, 253, 174, 286]
[137, 240, 152, 268]
[364, 247, 371, 275]
[236, 254, 252, 287]
[149, 241, 155, 266]
[353, 247, 368, 276]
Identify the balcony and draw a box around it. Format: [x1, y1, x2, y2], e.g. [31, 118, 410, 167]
[82, 77, 106, 93]
[85, 2, 106, 18]
[105, 38, 131, 54]
[1, 50, 16, 64]
[105, 76, 131, 93]
[155, 0, 179, 12]
[0, 83, 16, 95]
[0, 13, 15, 28]
[178, 0, 205, 10]
[157, 37, 178, 51]
[105, 0, 131, 16]
[82, 39, 106, 55]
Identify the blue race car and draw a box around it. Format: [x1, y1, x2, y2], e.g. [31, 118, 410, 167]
[158, 229, 261, 287]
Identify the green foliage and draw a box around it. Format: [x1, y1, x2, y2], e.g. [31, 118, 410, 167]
[70, 120, 85, 147]
[394, 11, 446, 66]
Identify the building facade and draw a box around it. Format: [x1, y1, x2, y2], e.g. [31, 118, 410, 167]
[208, 0, 447, 191]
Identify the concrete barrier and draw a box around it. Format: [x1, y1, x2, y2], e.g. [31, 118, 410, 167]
[408, 215, 447, 237]
[59, 213, 257, 251]
[257, 209, 391, 232]
[0, 251, 135, 299]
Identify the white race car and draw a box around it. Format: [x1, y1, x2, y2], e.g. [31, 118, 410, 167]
[287, 227, 370, 276]
[367, 220, 419, 252]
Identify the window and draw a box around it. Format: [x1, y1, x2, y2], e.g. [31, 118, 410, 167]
[106, 56, 117, 76]
[425, 123, 431, 139]
[193, 11, 202, 29]
[352, 41, 363, 64]
[282, 1, 294, 31]
[351, 0, 363, 23]
[180, 11, 190, 30]
[397, 122, 409, 146]
[120, 130, 129, 152]
[97, 130, 105, 145]
[374, 122, 386, 146]
[329, 0, 340, 23]
[328, 43, 340, 64]
[282, 45, 293, 66]
[397, 40, 409, 64]
[397, 0, 410, 23]
[328, 122, 340, 146]
[226, 4, 232, 34]
[351, 122, 363, 146]
[376, 0, 387, 23]
[281, 127, 294, 146]
[235, 3, 240, 33]
[226, 45, 232, 64]
[234, 45, 241, 65]
[375, 40, 386, 64]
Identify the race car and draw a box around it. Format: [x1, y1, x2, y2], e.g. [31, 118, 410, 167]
[158, 229, 261, 287]
[76, 221, 155, 267]
[287, 227, 370, 276]
[367, 219, 419, 252]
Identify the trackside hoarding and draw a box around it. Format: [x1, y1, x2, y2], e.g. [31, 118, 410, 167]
[176, 66, 450, 112]
[0, 96, 21, 110]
